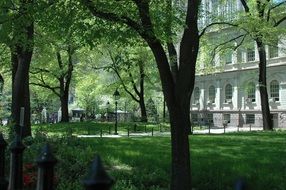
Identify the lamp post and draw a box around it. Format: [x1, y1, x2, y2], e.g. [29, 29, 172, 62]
[113, 89, 120, 135]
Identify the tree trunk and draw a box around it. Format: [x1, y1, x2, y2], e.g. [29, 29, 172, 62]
[147, 41, 192, 190]
[60, 94, 69, 122]
[10, 0, 34, 138]
[81, 0, 199, 189]
[139, 97, 147, 122]
[169, 109, 191, 189]
[11, 51, 32, 137]
[139, 61, 147, 122]
[256, 39, 273, 130]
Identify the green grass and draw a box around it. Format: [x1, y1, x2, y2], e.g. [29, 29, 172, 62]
[31, 121, 170, 136]
[4, 122, 286, 189]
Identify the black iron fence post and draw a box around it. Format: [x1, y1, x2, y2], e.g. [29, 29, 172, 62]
[208, 124, 211, 134]
[8, 134, 25, 190]
[127, 128, 130, 137]
[100, 129, 103, 137]
[83, 155, 114, 190]
[36, 144, 57, 190]
[0, 133, 8, 190]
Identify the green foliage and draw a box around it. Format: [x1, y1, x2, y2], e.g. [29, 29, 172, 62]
[0, 69, 12, 121]
[198, 0, 286, 74]
[146, 98, 158, 123]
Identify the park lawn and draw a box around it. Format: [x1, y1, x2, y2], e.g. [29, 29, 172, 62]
[21, 123, 286, 189]
[31, 121, 170, 136]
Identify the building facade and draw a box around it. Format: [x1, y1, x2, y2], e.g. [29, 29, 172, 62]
[191, 0, 286, 128]
[191, 38, 286, 128]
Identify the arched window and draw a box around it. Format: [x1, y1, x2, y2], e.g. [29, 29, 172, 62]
[225, 84, 232, 102]
[208, 85, 215, 103]
[194, 87, 200, 104]
[270, 80, 279, 101]
[247, 82, 256, 102]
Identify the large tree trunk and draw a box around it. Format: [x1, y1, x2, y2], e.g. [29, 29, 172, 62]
[147, 41, 193, 190]
[81, 0, 199, 189]
[10, 0, 34, 137]
[256, 39, 273, 130]
[60, 94, 69, 122]
[169, 102, 191, 189]
[139, 61, 147, 122]
[11, 50, 33, 137]
[60, 95, 69, 122]
[139, 97, 147, 122]
[57, 48, 74, 123]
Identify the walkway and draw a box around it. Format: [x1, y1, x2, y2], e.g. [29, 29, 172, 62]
[77, 126, 265, 138]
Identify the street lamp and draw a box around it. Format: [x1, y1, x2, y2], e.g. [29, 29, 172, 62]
[113, 89, 120, 135]
[106, 101, 110, 122]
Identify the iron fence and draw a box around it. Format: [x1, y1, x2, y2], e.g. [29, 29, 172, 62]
[0, 129, 114, 190]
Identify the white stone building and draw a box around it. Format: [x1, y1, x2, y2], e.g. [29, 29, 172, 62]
[190, 0, 286, 128]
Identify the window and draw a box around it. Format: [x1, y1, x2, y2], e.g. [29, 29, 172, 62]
[246, 82, 256, 102]
[269, 42, 278, 58]
[211, 0, 219, 15]
[270, 80, 279, 101]
[225, 84, 232, 102]
[223, 114, 230, 124]
[247, 48, 255, 62]
[246, 114, 255, 124]
[194, 87, 200, 104]
[208, 86, 215, 103]
[224, 50, 232, 64]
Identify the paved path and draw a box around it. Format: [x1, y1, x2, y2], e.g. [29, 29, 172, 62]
[77, 131, 171, 138]
[193, 126, 263, 134]
[77, 127, 265, 138]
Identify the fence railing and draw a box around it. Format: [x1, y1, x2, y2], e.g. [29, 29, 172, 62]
[0, 131, 114, 190]
[191, 124, 264, 134]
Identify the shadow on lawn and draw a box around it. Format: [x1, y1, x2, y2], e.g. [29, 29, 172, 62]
[32, 123, 286, 190]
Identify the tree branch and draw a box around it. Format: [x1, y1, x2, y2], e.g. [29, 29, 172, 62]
[128, 68, 141, 96]
[107, 50, 140, 102]
[240, 0, 250, 13]
[274, 15, 286, 27]
[80, 0, 142, 32]
[199, 22, 239, 38]
[270, 0, 286, 11]
[29, 67, 60, 80]
[208, 34, 246, 65]
[64, 45, 74, 93]
[30, 82, 60, 97]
